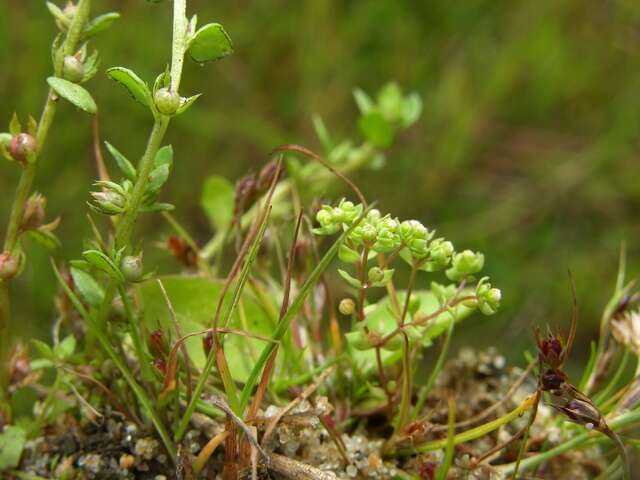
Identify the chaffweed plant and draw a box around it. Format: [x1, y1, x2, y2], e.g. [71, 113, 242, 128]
[1, 1, 639, 479]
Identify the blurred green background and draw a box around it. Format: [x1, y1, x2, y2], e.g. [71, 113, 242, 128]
[2, 0, 640, 366]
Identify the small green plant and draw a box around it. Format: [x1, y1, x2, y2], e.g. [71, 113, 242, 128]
[1, 2, 639, 479]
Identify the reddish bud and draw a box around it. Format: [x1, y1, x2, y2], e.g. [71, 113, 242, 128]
[538, 334, 564, 368]
[203, 330, 214, 356]
[148, 330, 165, 355]
[256, 160, 283, 192]
[21, 192, 46, 231]
[0, 251, 20, 280]
[9, 133, 36, 164]
[152, 358, 167, 375]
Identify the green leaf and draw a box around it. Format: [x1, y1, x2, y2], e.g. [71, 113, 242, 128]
[377, 82, 404, 121]
[401, 93, 422, 128]
[154, 145, 173, 168]
[338, 268, 362, 289]
[188, 23, 233, 63]
[239, 213, 366, 411]
[9, 112, 21, 136]
[153, 68, 171, 94]
[147, 164, 170, 193]
[200, 175, 234, 231]
[104, 141, 136, 181]
[140, 202, 175, 213]
[31, 339, 55, 362]
[139, 276, 274, 383]
[83, 12, 120, 39]
[54, 335, 76, 359]
[82, 249, 124, 282]
[0, 426, 26, 470]
[358, 110, 394, 148]
[338, 243, 360, 264]
[353, 87, 374, 115]
[46, 2, 68, 27]
[81, 50, 101, 83]
[47, 77, 97, 114]
[27, 229, 61, 251]
[176, 94, 202, 115]
[70, 267, 105, 307]
[106, 67, 152, 108]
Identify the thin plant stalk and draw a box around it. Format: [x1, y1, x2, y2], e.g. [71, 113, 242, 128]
[0, 0, 92, 403]
[413, 315, 455, 418]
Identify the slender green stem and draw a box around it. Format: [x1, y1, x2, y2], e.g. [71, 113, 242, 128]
[388, 394, 537, 457]
[171, 0, 187, 93]
[115, 118, 170, 248]
[435, 393, 456, 480]
[413, 315, 455, 419]
[0, 0, 92, 404]
[394, 332, 412, 435]
[118, 285, 153, 381]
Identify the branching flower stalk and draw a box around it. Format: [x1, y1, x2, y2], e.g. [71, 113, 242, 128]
[0, 0, 93, 406]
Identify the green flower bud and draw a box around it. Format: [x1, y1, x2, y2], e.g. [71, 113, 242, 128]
[9, 133, 36, 164]
[399, 220, 428, 243]
[477, 283, 501, 315]
[338, 298, 356, 315]
[154, 87, 181, 115]
[0, 251, 20, 280]
[314, 206, 339, 235]
[368, 266, 385, 284]
[373, 217, 400, 253]
[446, 250, 484, 281]
[121, 255, 143, 282]
[427, 238, 454, 269]
[62, 55, 84, 83]
[338, 199, 362, 224]
[90, 190, 126, 215]
[362, 223, 377, 244]
[366, 209, 382, 224]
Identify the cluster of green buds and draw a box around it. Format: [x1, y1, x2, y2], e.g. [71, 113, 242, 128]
[445, 250, 485, 281]
[475, 277, 502, 315]
[314, 199, 363, 236]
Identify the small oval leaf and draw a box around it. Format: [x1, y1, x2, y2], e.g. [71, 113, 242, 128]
[47, 77, 97, 114]
[83, 12, 121, 39]
[106, 67, 152, 108]
[188, 23, 233, 63]
[104, 141, 137, 181]
[70, 267, 105, 307]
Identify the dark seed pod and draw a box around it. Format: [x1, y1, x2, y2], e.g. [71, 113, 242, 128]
[203, 330, 214, 356]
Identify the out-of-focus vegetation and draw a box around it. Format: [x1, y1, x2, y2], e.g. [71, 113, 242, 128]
[2, 0, 640, 364]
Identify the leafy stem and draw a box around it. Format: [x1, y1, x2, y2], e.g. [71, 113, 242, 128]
[0, 0, 92, 404]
